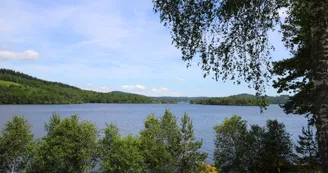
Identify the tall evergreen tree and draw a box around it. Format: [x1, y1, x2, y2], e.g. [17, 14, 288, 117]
[261, 120, 294, 173]
[295, 125, 321, 171]
[152, 0, 328, 170]
[179, 113, 207, 173]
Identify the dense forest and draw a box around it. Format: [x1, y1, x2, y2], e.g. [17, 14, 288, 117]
[0, 111, 321, 172]
[0, 69, 155, 104]
[190, 94, 289, 106]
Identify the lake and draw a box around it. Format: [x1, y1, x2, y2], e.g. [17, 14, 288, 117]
[0, 104, 308, 163]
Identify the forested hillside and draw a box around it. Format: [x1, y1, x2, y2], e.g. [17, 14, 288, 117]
[0, 69, 289, 105]
[0, 69, 154, 104]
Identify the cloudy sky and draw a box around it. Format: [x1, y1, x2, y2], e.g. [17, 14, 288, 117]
[0, 0, 289, 97]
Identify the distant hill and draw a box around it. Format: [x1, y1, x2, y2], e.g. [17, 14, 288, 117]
[0, 69, 154, 104]
[0, 69, 289, 105]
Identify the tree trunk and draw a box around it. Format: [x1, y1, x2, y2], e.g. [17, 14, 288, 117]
[309, 0, 328, 171]
[11, 159, 15, 173]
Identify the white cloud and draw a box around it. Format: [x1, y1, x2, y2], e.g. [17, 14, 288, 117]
[84, 84, 182, 96]
[122, 84, 145, 90]
[196, 89, 200, 91]
[169, 92, 182, 96]
[0, 50, 39, 60]
[151, 87, 181, 96]
[152, 88, 169, 93]
[84, 85, 112, 93]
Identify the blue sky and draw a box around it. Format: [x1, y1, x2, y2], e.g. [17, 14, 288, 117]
[0, 0, 289, 97]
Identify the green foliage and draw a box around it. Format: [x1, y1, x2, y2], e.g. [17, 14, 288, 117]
[0, 69, 154, 104]
[272, 0, 314, 116]
[100, 123, 145, 173]
[214, 116, 295, 173]
[0, 80, 21, 87]
[152, 0, 328, 170]
[191, 96, 269, 106]
[27, 114, 98, 173]
[295, 125, 321, 172]
[140, 114, 171, 173]
[213, 115, 249, 172]
[152, 0, 288, 95]
[140, 109, 207, 173]
[179, 113, 207, 173]
[0, 112, 325, 172]
[152, 96, 208, 104]
[0, 116, 34, 173]
[260, 120, 295, 173]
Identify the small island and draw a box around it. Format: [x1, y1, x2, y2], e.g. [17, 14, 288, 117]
[190, 96, 269, 106]
[190, 94, 289, 106]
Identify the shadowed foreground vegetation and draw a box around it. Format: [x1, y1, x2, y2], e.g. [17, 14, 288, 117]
[0, 110, 322, 173]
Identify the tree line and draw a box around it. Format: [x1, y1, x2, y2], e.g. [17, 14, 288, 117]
[190, 97, 270, 106]
[0, 69, 154, 104]
[0, 110, 321, 173]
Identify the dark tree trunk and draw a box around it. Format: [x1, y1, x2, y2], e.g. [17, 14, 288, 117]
[309, 0, 328, 171]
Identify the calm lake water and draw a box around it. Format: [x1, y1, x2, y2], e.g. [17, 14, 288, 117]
[0, 104, 308, 163]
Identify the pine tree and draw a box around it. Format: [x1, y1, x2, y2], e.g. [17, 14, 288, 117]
[295, 125, 321, 172]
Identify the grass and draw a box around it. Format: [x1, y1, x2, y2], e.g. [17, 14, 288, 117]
[0, 80, 21, 87]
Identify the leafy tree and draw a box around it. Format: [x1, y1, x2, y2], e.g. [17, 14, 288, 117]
[0, 116, 34, 173]
[295, 125, 321, 172]
[100, 123, 145, 173]
[140, 109, 206, 173]
[27, 114, 98, 173]
[140, 114, 172, 173]
[152, 0, 328, 170]
[214, 116, 294, 173]
[213, 115, 249, 173]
